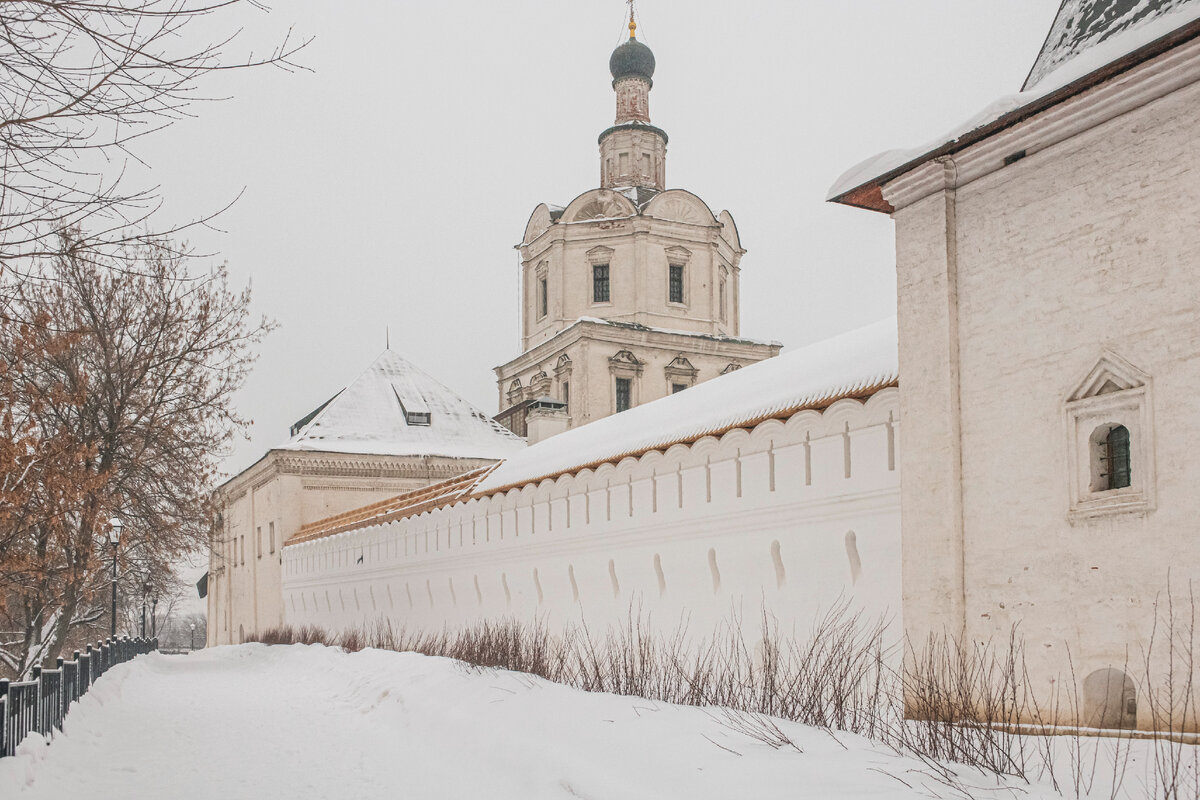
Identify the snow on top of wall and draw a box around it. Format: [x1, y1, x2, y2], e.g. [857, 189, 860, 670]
[476, 317, 897, 493]
[827, 0, 1200, 202]
[281, 350, 525, 461]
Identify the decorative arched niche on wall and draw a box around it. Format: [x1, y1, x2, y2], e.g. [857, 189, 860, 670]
[1083, 668, 1137, 729]
[845, 531, 862, 585]
[1064, 352, 1154, 520]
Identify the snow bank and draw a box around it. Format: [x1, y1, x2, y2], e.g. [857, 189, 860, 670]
[0, 644, 1061, 799]
[827, 2, 1200, 202]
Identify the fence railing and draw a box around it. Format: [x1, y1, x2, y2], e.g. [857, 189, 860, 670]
[0, 636, 157, 758]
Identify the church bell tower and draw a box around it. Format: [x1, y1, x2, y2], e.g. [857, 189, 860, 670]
[600, 17, 667, 191]
[493, 6, 782, 441]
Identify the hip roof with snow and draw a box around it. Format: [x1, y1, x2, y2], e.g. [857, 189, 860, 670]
[281, 350, 526, 461]
[286, 318, 897, 546]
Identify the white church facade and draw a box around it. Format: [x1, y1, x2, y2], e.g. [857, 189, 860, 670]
[211, 1, 1200, 733]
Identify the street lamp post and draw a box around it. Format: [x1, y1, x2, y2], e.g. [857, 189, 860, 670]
[108, 517, 123, 637]
[141, 582, 149, 639]
[190, 623, 196, 651]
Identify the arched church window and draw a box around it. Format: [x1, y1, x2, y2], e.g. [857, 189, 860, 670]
[669, 264, 684, 304]
[593, 264, 610, 303]
[1101, 425, 1131, 490]
[1066, 352, 1153, 517]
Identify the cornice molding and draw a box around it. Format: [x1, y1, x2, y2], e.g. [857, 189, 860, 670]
[215, 451, 498, 500]
[884, 36, 1200, 212]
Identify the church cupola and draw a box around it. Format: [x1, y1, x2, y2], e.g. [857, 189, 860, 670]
[599, 13, 667, 191]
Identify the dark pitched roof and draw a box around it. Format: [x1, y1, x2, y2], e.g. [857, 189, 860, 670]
[1024, 0, 1196, 89]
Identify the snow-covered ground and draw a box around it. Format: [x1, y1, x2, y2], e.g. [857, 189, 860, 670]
[0, 643, 1061, 799]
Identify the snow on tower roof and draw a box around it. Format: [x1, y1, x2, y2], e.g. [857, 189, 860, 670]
[281, 350, 525, 461]
[475, 317, 897, 494]
[828, 0, 1200, 210]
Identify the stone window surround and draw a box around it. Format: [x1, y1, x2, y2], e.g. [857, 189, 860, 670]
[588, 246, 615, 307]
[529, 370, 552, 399]
[507, 378, 525, 407]
[609, 349, 644, 413]
[718, 265, 729, 323]
[664, 353, 699, 393]
[1064, 353, 1155, 521]
[535, 261, 549, 320]
[553, 353, 573, 380]
[666, 246, 691, 309]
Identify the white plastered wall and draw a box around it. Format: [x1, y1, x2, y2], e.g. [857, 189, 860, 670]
[886, 48, 1200, 728]
[281, 390, 901, 647]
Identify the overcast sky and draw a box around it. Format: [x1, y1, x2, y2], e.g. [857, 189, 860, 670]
[132, 1, 1059, 478]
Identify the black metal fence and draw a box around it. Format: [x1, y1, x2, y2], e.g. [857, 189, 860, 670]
[0, 636, 157, 758]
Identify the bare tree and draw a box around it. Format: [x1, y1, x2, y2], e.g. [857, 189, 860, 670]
[0, 229, 270, 675]
[0, 0, 307, 277]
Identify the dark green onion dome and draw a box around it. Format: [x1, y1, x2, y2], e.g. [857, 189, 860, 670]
[609, 36, 655, 84]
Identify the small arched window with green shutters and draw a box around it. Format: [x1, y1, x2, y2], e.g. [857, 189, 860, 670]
[1104, 425, 1132, 490]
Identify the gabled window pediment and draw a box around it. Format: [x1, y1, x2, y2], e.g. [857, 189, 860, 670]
[1064, 351, 1154, 520]
[1067, 351, 1149, 403]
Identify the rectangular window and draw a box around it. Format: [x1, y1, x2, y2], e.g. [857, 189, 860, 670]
[269, 521, 275, 554]
[672, 383, 687, 394]
[593, 264, 610, 303]
[256, 526, 262, 558]
[619, 152, 629, 174]
[240, 535, 245, 565]
[615, 377, 632, 413]
[719, 278, 728, 322]
[642, 153, 652, 177]
[669, 264, 684, 304]
[538, 277, 548, 319]
[562, 381, 570, 413]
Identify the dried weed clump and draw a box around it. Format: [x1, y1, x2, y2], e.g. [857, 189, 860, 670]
[249, 591, 1200, 798]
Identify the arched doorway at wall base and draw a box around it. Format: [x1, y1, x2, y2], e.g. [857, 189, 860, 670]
[1083, 668, 1137, 729]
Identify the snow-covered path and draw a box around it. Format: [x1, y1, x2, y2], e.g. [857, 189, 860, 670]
[0, 644, 1056, 799]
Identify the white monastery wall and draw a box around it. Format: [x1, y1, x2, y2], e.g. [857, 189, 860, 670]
[889, 56, 1200, 726]
[209, 454, 503, 646]
[281, 391, 901, 644]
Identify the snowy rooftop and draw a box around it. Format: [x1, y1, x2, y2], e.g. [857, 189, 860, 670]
[287, 319, 896, 545]
[828, 0, 1200, 207]
[477, 317, 896, 493]
[281, 350, 525, 461]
